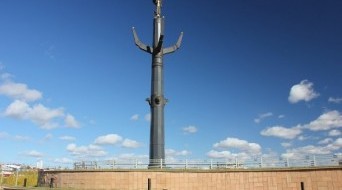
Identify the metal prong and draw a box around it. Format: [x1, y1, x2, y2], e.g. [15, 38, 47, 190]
[163, 32, 183, 55]
[132, 27, 153, 54]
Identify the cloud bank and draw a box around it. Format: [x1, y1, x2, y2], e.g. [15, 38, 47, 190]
[0, 77, 80, 129]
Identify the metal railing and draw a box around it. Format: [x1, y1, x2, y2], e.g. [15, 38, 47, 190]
[67, 154, 342, 170]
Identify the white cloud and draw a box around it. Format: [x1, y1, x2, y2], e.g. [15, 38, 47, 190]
[206, 150, 250, 160]
[45, 45, 56, 60]
[0, 62, 4, 70]
[213, 137, 261, 154]
[324, 138, 342, 152]
[254, 112, 273, 123]
[122, 138, 141, 148]
[281, 152, 295, 159]
[260, 126, 302, 139]
[0, 76, 80, 130]
[0, 132, 9, 139]
[4, 100, 31, 119]
[282, 138, 342, 159]
[281, 142, 292, 148]
[1, 73, 13, 81]
[42, 133, 53, 141]
[14, 135, 30, 141]
[305, 110, 342, 131]
[328, 97, 342, 104]
[88, 119, 96, 125]
[288, 80, 319, 103]
[282, 145, 331, 158]
[65, 114, 80, 128]
[262, 111, 341, 141]
[1, 132, 30, 141]
[66, 143, 107, 157]
[144, 113, 151, 122]
[278, 115, 285, 119]
[114, 153, 148, 160]
[318, 138, 333, 145]
[130, 114, 139, 121]
[297, 135, 308, 141]
[207, 150, 232, 159]
[182, 125, 198, 134]
[54, 157, 73, 164]
[25, 150, 44, 158]
[3, 100, 81, 130]
[166, 149, 191, 157]
[59, 136, 76, 141]
[41, 123, 60, 130]
[329, 129, 341, 136]
[94, 134, 123, 145]
[332, 138, 342, 148]
[29, 104, 64, 128]
[0, 81, 42, 102]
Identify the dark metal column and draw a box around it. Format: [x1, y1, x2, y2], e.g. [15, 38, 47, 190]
[132, 0, 183, 168]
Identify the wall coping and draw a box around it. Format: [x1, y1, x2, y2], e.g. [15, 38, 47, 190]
[43, 166, 342, 173]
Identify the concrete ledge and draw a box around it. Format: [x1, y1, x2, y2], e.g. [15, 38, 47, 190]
[45, 165, 342, 173]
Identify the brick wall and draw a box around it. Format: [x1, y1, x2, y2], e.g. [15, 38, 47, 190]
[42, 167, 342, 190]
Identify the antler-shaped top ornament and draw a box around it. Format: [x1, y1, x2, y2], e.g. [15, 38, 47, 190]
[132, 0, 183, 55]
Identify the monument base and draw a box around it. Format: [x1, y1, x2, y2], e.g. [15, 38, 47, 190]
[148, 162, 167, 169]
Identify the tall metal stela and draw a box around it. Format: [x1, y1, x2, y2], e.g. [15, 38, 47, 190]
[132, 0, 183, 168]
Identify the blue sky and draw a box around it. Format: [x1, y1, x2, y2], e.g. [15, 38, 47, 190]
[0, 0, 341, 166]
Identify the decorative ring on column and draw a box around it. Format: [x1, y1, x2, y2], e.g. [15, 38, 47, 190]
[151, 95, 166, 107]
[154, 96, 161, 105]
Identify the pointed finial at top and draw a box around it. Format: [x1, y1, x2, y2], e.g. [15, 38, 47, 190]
[153, 0, 162, 6]
[153, 0, 162, 16]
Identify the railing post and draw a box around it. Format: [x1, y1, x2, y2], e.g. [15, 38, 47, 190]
[160, 159, 163, 169]
[185, 159, 188, 169]
[260, 156, 263, 168]
[210, 159, 213, 169]
[235, 157, 238, 168]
